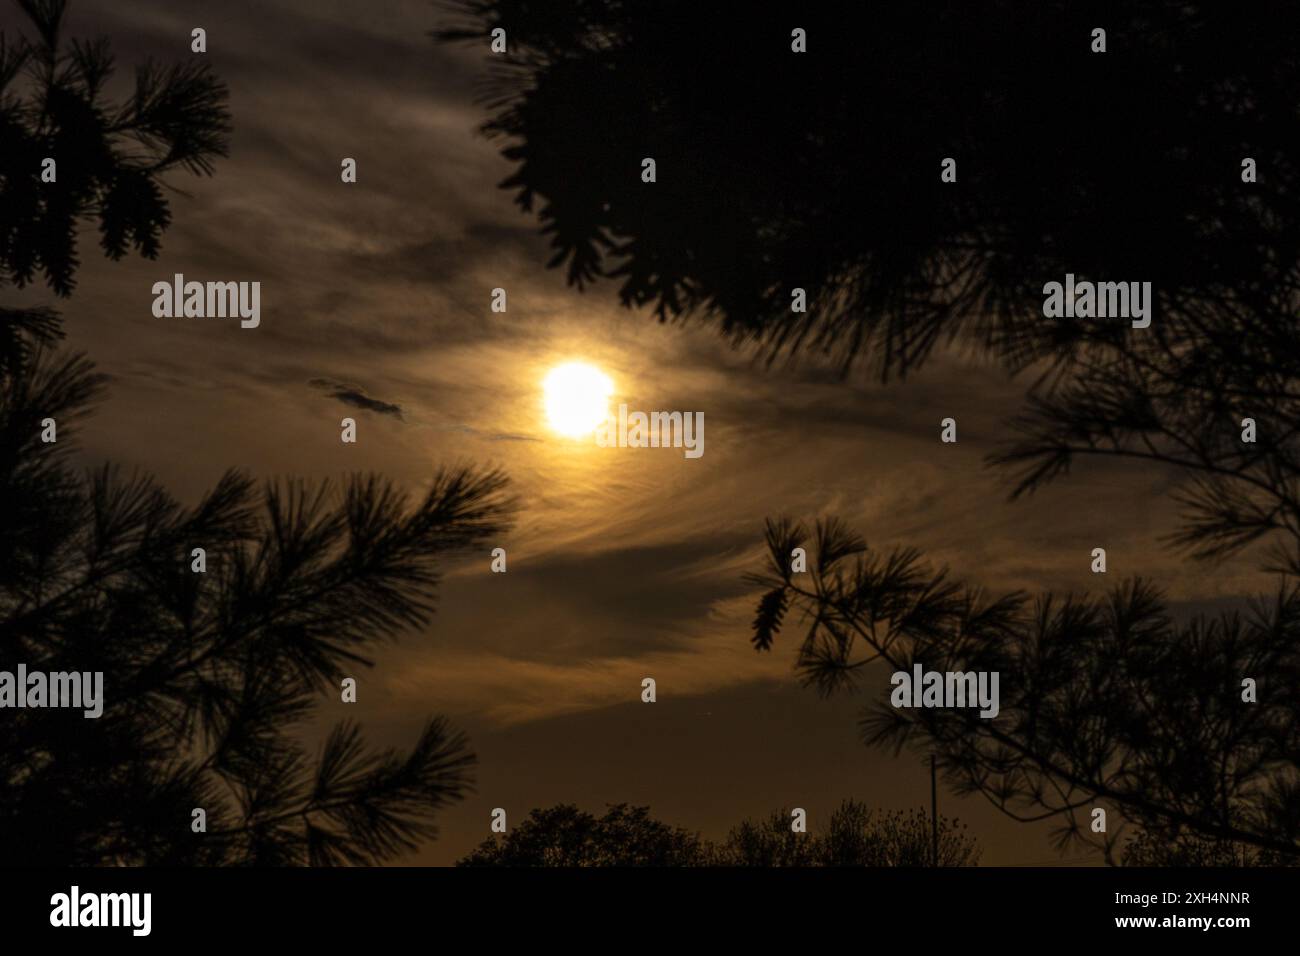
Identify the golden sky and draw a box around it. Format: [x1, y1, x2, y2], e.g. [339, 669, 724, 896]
[3, 0, 1273, 865]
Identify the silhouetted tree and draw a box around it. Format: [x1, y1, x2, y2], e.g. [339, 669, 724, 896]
[824, 801, 979, 867]
[1122, 827, 1294, 867]
[710, 800, 979, 867]
[1, 306, 514, 865]
[1, 1, 515, 865]
[458, 804, 705, 866]
[439, 0, 1300, 567]
[460, 799, 979, 866]
[748, 518, 1300, 863]
[706, 808, 813, 867]
[436, 0, 1299, 371]
[2, 0, 231, 296]
[439, 0, 1300, 577]
[441, 1, 1300, 864]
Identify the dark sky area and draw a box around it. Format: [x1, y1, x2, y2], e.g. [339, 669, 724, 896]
[0, 0, 1269, 865]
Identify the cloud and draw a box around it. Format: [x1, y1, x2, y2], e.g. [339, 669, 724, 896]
[381, 593, 791, 727]
[446, 423, 541, 442]
[308, 377, 403, 418]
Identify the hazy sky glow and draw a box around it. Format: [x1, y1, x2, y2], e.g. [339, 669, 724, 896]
[0, 0, 1272, 865]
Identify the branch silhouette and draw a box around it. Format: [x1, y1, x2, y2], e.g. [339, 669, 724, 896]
[0, 309, 515, 865]
[436, 1, 1300, 372]
[1, 1, 514, 865]
[440, 0, 1300, 573]
[747, 518, 1300, 862]
[441, 1, 1300, 862]
[1, 0, 231, 296]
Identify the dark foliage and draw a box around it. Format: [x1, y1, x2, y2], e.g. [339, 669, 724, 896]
[440, 0, 1300, 580]
[458, 799, 979, 866]
[747, 518, 1300, 862]
[1, 0, 231, 297]
[458, 803, 704, 866]
[0, 308, 515, 864]
[1123, 827, 1295, 867]
[436, 1, 1299, 378]
[1, 2, 513, 865]
[435, 2, 1300, 863]
[711, 800, 980, 867]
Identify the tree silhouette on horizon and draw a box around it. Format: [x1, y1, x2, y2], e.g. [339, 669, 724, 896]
[1122, 827, 1294, 867]
[1, 0, 515, 865]
[440, 1, 1300, 863]
[458, 803, 705, 866]
[711, 800, 980, 867]
[458, 799, 980, 866]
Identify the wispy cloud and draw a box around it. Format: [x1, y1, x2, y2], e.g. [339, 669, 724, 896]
[309, 377, 404, 418]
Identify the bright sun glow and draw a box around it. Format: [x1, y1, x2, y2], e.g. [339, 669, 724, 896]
[543, 362, 614, 437]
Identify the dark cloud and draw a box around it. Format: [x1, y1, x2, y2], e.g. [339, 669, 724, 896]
[308, 377, 403, 418]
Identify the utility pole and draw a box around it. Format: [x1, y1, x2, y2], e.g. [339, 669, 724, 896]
[930, 754, 939, 867]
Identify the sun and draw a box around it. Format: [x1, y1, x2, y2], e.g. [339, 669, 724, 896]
[543, 362, 614, 438]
